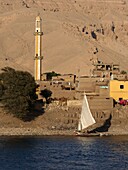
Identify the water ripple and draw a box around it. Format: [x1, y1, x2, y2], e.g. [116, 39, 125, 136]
[0, 136, 127, 170]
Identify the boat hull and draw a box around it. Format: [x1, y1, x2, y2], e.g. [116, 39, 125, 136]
[76, 132, 100, 137]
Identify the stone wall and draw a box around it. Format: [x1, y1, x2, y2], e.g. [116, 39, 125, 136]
[66, 97, 113, 110]
[67, 100, 82, 106]
[88, 97, 113, 110]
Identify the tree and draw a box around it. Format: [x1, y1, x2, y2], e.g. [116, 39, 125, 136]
[0, 82, 4, 101]
[44, 71, 61, 80]
[0, 67, 37, 120]
[40, 89, 52, 104]
[121, 70, 127, 74]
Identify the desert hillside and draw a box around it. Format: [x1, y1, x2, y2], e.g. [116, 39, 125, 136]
[0, 0, 128, 76]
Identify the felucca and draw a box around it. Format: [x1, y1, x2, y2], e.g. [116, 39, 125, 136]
[77, 94, 96, 135]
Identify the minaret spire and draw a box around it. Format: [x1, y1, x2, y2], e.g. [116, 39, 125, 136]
[34, 14, 43, 81]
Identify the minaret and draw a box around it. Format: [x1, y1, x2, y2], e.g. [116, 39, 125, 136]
[34, 15, 43, 81]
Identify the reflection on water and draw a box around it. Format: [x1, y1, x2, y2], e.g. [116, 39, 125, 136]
[0, 136, 128, 170]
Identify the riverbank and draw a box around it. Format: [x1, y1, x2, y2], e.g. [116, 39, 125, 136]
[0, 127, 128, 137]
[0, 104, 128, 137]
[0, 106, 79, 136]
[0, 128, 74, 136]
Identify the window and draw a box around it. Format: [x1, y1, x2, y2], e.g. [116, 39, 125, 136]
[119, 98, 123, 101]
[120, 85, 124, 89]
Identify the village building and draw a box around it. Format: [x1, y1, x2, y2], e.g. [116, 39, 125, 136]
[52, 74, 76, 90]
[109, 80, 128, 101]
[92, 60, 120, 78]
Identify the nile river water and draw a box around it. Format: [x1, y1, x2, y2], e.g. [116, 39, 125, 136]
[0, 136, 128, 170]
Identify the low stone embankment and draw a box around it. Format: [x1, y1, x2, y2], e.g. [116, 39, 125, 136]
[0, 127, 128, 136]
[0, 128, 75, 136]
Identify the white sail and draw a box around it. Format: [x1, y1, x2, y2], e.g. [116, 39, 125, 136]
[78, 95, 96, 131]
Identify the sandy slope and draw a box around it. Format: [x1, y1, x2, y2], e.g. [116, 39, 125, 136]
[0, 0, 128, 76]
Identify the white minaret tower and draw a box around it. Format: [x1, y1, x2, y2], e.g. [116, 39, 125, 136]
[34, 15, 43, 81]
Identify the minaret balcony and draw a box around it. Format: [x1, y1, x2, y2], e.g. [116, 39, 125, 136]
[34, 32, 43, 36]
[34, 56, 43, 60]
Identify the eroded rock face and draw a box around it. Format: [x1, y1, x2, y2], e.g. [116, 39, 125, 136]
[0, 0, 128, 75]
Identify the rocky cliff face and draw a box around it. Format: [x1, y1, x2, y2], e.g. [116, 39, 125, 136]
[0, 0, 128, 75]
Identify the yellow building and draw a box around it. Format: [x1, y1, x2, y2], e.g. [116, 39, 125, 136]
[109, 80, 128, 101]
[34, 15, 43, 81]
